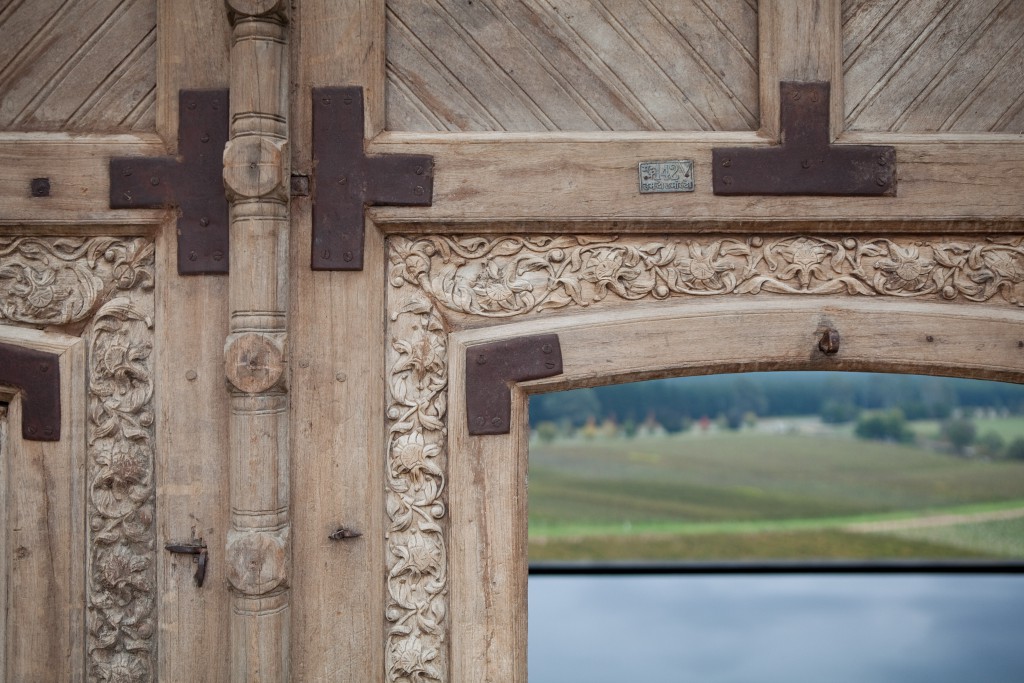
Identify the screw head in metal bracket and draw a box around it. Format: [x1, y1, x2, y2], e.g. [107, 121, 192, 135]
[819, 328, 841, 355]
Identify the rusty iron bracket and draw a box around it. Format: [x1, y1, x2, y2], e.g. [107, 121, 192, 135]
[713, 81, 896, 196]
[0, 342, 61, 441]
[110, 89, 230, 275]
[311, 86, 433, 270]
[465, 334, 563, 436]
[165, 534, 208, 588]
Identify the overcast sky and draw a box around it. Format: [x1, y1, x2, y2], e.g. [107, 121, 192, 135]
[530, 575, 1024, 683]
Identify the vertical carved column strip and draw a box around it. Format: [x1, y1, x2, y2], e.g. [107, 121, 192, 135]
[222, 2, 291, 681]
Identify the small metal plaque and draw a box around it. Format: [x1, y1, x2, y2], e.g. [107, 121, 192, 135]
[639, 160, 694, 194]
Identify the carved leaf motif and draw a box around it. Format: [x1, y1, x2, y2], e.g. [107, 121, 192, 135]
[390, 235, 1024, 319]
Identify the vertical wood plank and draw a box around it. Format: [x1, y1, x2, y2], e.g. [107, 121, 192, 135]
[155, 2, 232, 681]
[2, 333, 85, 682]
[290, 2, 386, 679]
[759, 0, 843, 139]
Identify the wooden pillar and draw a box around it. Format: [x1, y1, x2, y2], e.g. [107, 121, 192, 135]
[222, 1, 291, 680]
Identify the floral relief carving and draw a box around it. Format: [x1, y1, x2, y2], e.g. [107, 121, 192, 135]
[0, 237, 153, 326]
[87, 294, 155, 683]
[389, 235, 1024, 317]
[385, 294, 448, 683]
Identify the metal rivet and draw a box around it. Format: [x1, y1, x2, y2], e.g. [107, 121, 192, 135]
[541, 344, 552, 354]
[818, 328, 840, 355]
[875, 175, 888, 187]
[321, 249, 331, 260]
[150, 177, 160, 186]
[249, 162, 258, 170]
[38, 362, 49, 373]
[27, 425, 37, 436]
[322, 96, 331, 105]
[545, 361, 555, 370]
[338, 176, 347, 185]
[343, 96, 353, 105]
[491, 417, 502, 426]
[212, 251, 224, 261]
[414, 186, 424, 196]
[199, 217, 210, 227]
[810, 90, 819, 102]
[415, 165, 424, 175]
[43, 426, 53, 437]
[185, 370, 198, 381]
[335, 372, 347, 382]
[343, 252, 353, 262]
[722, 175, 733, 186]
[878, 154, 888, 166]
[926, 335, 935, 343]
[791, 90, 801, 100]
[187, 101, 197, 110]
[122, 168, 133, 177]
[475, 416, 485, 426]
[201, 134, 210, 143]
[801, 159, 811, 169]
[122, 191, 133, 202]
[188, 251, 198, 261]
[721, 158, 731, 168]
[476, 354, 487, 365]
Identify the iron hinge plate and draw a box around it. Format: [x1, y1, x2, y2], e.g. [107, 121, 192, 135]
[713, 81, 896, 196]
[110, 89, 230, 275]
[465, 334, 563, 436]
[0, 341, 61, 441]
[311, 86, 434, 271]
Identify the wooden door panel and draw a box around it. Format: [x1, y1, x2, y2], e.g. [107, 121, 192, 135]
[386, 0, 760, 132]
[0, 0, 157, 132]
[843, 0, 1024, 132]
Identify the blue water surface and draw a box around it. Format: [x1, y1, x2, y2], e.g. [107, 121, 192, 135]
[529, 575, 1024, 683]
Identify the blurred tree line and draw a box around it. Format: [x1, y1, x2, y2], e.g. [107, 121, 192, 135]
[529, 372, 1024, 431]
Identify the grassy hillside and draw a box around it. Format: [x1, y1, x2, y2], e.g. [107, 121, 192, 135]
[528, 428, 1024, 561]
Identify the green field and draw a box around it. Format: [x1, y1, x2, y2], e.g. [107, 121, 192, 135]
[528, 428, 1024, 561]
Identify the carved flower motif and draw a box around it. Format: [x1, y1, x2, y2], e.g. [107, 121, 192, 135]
[97, 545, 150, 592]
[94, 652, 148, 683]
[4, 265, 58, 309]
[393, 432, 441, 475]
[93, 441, 150, 519]
[979, 249, 1024, 283]
[470, 259, 533, 311]
[676, 242, 734, 289]
[774, 239, 830, 288]
[393, 529, 441, 580]
[390, 636, 440, 682]
[581, 250, 642, 299]
[393, 329, 446, 395]
[876, 244, 934, 291]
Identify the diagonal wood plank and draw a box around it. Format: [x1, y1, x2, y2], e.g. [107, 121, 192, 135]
[844, 0, 1024, 132]
[0, 0, 156, 132]
[386, 0, 759, 132]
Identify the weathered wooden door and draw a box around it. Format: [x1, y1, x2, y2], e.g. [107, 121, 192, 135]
[1, 0, 1023, 681]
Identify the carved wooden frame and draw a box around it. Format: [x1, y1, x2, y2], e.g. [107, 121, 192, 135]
[0, 236, 155, 682]
[385, 232, 1024, 683]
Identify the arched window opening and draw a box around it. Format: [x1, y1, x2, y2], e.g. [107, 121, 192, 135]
[528, 372, 1024, 683]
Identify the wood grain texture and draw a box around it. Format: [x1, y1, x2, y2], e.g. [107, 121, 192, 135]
[385, 0, 759, 132]
[154, 1, 232, 682]
[369, 133, 1024, 228]
[0, 328, 85, 682]
[844, 0, 1024, 132]
[0, 0, 157, 132]
[289, 1, 387, 681]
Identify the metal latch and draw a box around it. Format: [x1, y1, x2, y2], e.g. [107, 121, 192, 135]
[165, 533, 209, 587]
